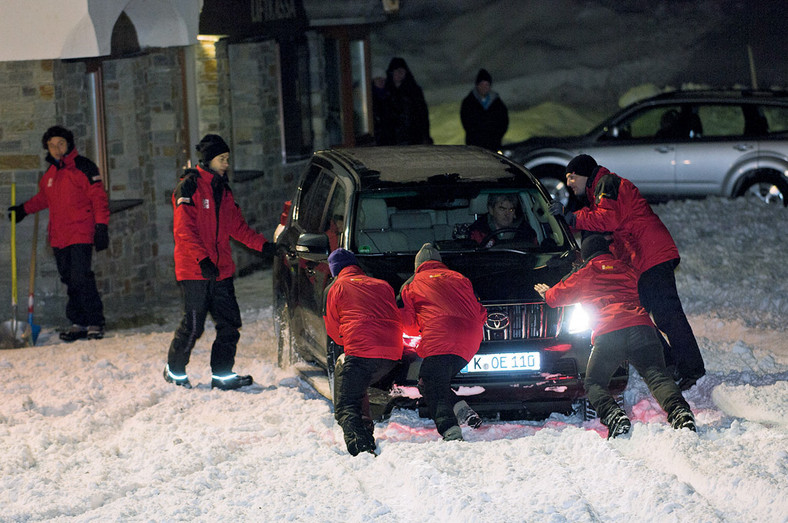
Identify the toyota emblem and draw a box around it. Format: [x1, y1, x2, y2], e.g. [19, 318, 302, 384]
[486, 312, 510, 330]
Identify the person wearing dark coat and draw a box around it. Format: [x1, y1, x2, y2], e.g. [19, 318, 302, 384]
[375, 57, 433, 145]
[164, 134, 275, 391]
[8, 125, 110, 342]
[324, 248, 404, 456]
[535, 234, 696, 439]
[460, 68, 509, 151]
[400, 243, 487, 441]
[549, 154, 706, 391]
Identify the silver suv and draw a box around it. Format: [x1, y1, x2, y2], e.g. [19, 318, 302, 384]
[502, 90, 788, 206]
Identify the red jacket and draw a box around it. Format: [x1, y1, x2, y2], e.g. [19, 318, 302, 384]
[574, 167, 679, 275]
[400, 260, 487, 361]
[172, 166, 266, 281]
[544, 252, 654, 343]
[23, 148, 109, 249]
[324, 265, 404, 360]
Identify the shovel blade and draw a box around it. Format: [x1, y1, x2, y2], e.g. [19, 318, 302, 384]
[0, 320, 32, 349]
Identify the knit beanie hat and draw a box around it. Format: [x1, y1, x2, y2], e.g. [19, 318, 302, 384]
[196, 134, 230, 165]
[581, 234, 612, 261]
[566, 154, 597, 179]
[41, 125, 75, 151]
[328, 248, 358, 277]
[476, 68, 492, 85]
[387, 57, 408, 74]
[414, 242, 442, 270]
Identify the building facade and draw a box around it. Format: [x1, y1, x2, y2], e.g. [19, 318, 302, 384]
[0, 0, 391, 328]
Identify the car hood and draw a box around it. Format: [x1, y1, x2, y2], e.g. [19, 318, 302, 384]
[357, 250, 577, 304]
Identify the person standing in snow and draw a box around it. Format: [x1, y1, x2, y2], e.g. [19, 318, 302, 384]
[323, 249, 404, 456]
[535, 234, 696, 439]
[8, 125, 110, 342]
[549, 154, 705, 391]
[460, 68, 509, 151]
[399, 243, 487, 441]
[375, 57, 433, 145]
[164, 134, 275, 390]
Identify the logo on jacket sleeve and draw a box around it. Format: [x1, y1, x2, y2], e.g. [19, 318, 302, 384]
[203, 199, 210, 209]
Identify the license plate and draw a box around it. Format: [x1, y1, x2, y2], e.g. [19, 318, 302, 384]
[461, 352, 541, 374]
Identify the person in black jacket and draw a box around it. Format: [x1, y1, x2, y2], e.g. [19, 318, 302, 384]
[460, 69, 509, 151]
[375, 57, 433, 145]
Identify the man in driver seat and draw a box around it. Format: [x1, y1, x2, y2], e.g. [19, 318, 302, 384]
[469, 193, 537, 247]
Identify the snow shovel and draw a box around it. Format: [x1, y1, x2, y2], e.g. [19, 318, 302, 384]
[0, 178, 32, 349]
[27, 211, 41, 344]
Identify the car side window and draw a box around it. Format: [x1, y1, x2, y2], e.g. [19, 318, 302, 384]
[696, 104, 745, 137]
[322, 183, 347, 252]
[619, 105, 682, 139]
[300, 172, 334, 233]
[761, 105, 788, 135]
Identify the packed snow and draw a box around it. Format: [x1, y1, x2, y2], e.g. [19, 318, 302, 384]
[1, 196, 786, 522]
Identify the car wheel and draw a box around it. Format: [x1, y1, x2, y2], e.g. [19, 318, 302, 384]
[540, 176, 571, 207]
[736, 171, 788, 207]
[274, 297, 298, 368]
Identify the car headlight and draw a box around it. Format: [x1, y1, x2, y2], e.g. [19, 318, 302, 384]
[566, 303, 591, 334]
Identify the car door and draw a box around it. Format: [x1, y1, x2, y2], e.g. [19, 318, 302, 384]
[581, 104, 680, 198]
[673, 103, 757, 197]
[295, 170, 348, 365]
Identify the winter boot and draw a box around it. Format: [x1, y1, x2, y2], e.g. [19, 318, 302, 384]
[668, 407, 697, 432]
[86, 325, 105, 340]
[442, 425, 464, 441]
[454, 400, 483, 429]
[211, 373, 253, 390]
[59, 324, 87, 342]
[163, 365, 192, 389]
[601, 408, 631, 440]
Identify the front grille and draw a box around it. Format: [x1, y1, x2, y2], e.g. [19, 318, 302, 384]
[483, 303, 561, 341]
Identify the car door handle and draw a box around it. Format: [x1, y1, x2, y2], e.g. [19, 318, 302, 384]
[654, 146, 674, 153]
[734, 144, 754, 151]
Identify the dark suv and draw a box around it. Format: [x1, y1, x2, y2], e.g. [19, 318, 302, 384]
[273, 145, 625, 419]
[502, 90, 788, 206]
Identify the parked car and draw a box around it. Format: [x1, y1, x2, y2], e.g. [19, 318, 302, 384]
[273, 145, 626, 420]
[502, 90, 788, 207]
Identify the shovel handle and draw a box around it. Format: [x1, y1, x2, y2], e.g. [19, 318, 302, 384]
[10, 182, 17, 307]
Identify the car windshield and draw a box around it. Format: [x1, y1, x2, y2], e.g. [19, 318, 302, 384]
[353, 186, 568, 255]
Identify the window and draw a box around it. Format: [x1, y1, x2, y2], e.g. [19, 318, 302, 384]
[697, 105, 745, 137]
[279, 37, 313, 162]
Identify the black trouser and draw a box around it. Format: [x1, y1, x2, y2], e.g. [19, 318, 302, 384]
[585, 324, 691, 423]
[418, 354, 468, 436]
[638, 259, 705, 378]
[334, 355, 398, 436]
[54, 244, 104, 327]
[167, 279, 241, 376]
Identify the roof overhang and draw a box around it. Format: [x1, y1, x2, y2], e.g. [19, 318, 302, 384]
[0, 0, 200, 62]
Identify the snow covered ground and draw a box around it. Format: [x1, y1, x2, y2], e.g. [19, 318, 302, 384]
[0, 196, 786, 522]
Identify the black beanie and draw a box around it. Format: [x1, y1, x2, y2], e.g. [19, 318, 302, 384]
[328, 248, 358, 277]
[566, 154, 597, 178]
[196, 134, 230, 165]
[387, 57, 408, 73]
[476, 68, 492, 85]
[414, 242, 442, 270]
[581, 234, 612, 261]
[41, 125, 75, 151]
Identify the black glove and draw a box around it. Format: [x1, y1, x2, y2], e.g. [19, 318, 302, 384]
[7, 205, 26, 223]
[199, 257, 220, 280]
[94, 223, 109, 252]
[564, 212, 577, 227]
[260, 241, 276, 259]
[548, 201, 564, 216]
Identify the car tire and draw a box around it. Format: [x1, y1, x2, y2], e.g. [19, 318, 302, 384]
[275, 297, 298, 368]
[736, 170, 788, 206]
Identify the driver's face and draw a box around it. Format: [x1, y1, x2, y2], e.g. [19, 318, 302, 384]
[490, 200, 516, 229]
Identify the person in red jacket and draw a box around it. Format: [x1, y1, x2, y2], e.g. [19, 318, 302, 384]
[535, 234, 696, 439]
[400, 243, 487, 441]
[550, 154, 705, 391]
[324, 248, 404, 456]
[164, 134, 274, 391]
[8, 125, 110, 342]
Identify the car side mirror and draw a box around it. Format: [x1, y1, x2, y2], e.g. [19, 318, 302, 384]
[296, 232, 330, 261]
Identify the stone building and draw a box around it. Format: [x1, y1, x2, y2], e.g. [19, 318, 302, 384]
[0, 0, 393, 329]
